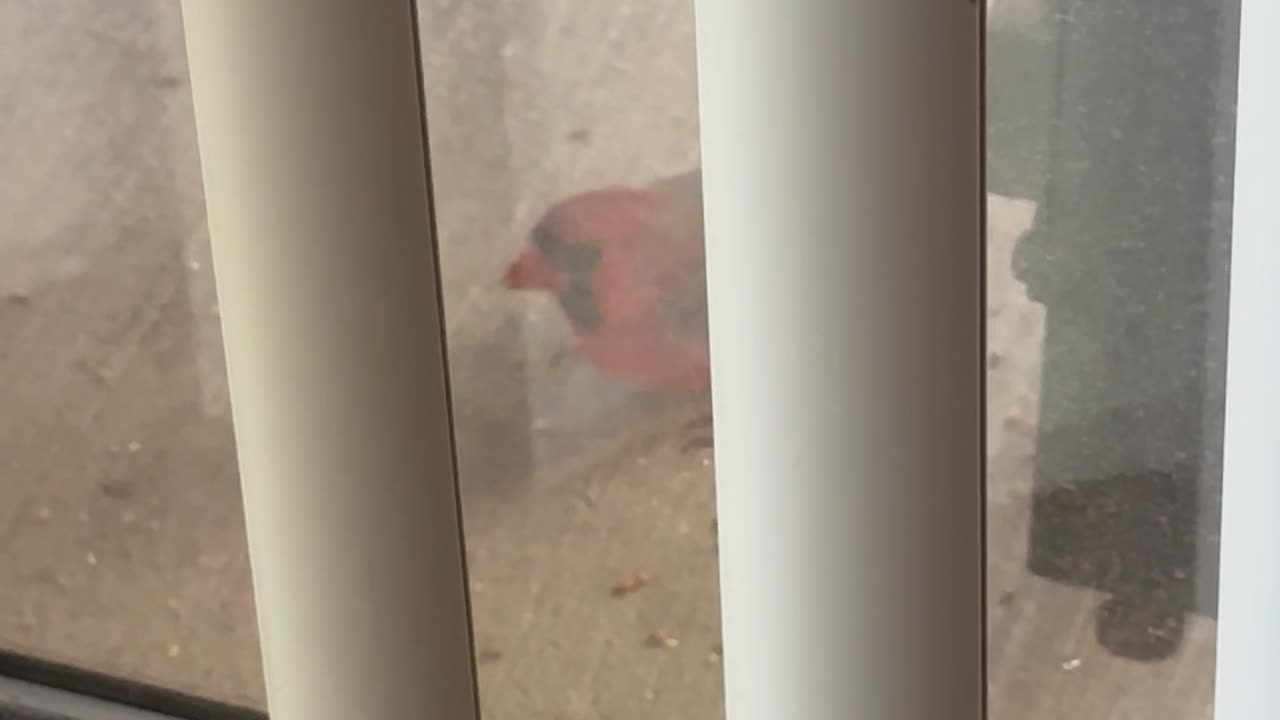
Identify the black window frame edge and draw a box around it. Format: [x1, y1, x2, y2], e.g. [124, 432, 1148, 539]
[0, 650, 263, 720]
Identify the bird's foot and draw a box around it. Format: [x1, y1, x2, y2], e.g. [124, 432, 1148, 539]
[547, 342, 579, 372]
[680, 410, 715, 454]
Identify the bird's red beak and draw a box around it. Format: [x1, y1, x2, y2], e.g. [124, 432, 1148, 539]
[501, 247, 558, 291]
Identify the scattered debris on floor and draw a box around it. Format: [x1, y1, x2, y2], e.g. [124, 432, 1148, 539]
[644, 630, 679, 649]
[609, 573, 651, 598]
[73, 356, 113, 384]
[1003, 413, 1036, 436]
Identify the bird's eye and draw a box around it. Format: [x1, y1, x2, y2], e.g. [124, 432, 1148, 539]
[555, 242, 602, 276]
[532, 225, 560, 255]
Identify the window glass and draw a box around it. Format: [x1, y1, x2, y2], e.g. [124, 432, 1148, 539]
[0, 3, 262, 708]
[986, 0, 1237, 716]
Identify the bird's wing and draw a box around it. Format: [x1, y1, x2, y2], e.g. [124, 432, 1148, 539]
[643, 170, 710, 354]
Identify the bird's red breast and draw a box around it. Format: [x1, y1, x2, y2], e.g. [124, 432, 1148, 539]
[503, 170, 710, 392]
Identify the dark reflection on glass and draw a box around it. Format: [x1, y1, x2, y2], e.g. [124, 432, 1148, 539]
[1028, 469, 1212, 660]
[1014, 0, 1237, 662]
[987, 0, 1238, 716]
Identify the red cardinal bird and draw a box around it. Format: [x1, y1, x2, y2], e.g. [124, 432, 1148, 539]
[503, 170, 711, 393]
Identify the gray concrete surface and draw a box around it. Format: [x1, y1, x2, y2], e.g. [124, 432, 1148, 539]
[0, 2, 1219, 719]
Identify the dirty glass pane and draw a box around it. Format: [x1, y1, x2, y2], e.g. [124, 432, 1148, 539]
[419, 2, 720, 718]
[986, 0, 1238, 717]
[0, 4, 263, 708]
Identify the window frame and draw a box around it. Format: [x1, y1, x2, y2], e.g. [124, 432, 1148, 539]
[2, 0, 1272, 717]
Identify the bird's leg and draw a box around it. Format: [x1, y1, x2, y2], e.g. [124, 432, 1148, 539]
[691, 431, 718, 548]
[677, 405, 717, 544]
[546, 341, 579, 372]
[680, 408, 715, 453]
